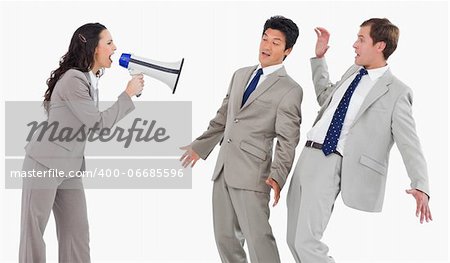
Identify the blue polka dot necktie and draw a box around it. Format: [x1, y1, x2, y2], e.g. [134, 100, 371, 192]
[322, 68, 368, 156]
[242, 68, 264, 107]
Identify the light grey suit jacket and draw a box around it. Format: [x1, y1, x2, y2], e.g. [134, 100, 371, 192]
[311, 57, 429, 212]
[25, 69, 135, 173]
[191, 65, 302, 193]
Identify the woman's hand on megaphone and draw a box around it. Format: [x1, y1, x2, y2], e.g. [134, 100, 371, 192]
[125, 74, 144, 97]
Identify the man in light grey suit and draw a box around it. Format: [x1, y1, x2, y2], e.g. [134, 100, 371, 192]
[286, 18, 432, 263]
[180, 16, 302, 262]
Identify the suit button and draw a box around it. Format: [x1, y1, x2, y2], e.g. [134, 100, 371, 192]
[227, 139, 232, 143]
[234, 119, 239, 123]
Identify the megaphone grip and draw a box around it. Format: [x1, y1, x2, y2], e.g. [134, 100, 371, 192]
[129, 69, 143, 98]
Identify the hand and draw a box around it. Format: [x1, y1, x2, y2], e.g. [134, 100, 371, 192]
[265, 178, 280, 207]
[179, 145, 200, 168]
[405, 189, 432, 224]
[314, 27, 330, 58]
[125, 74, 144, 97]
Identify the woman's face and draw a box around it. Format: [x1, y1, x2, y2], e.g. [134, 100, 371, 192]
[93, 29, 117, 70]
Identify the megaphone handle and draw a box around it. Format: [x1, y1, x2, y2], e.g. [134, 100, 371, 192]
[129, 69, 142, 97]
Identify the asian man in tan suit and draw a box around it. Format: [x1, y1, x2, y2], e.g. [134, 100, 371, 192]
[180, 16, 302, 263]
[286, 18, 432, 263]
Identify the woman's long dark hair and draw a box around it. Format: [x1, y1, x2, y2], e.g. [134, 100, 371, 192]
[43, 23, 107, 113]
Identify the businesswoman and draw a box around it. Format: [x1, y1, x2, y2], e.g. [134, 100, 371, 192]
[19, 23, 144, 263]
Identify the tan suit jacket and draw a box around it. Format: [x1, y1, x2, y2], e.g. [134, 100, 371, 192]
[25, 69, 135, 173]
[191, 65, 302, 193]
[311, 58, 429, 212]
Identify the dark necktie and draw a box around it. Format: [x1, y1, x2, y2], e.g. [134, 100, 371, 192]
[322, 68, 368, 156]
[241, 68, 264, 107]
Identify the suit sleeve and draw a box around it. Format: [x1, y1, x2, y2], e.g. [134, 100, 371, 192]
[311, 57, 355, 106]
[391, 89, 430, 196]
[269, 85, 303, 189]
[58, 72, 135, 130]
[311, 57, 337, 106]
[190, 72, 235, 160]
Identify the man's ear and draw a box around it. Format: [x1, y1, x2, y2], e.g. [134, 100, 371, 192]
[284, 47, 293, 57]
[376, 41, 386, 54]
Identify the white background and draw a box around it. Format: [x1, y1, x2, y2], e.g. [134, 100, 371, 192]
[0, 1, 448, 262]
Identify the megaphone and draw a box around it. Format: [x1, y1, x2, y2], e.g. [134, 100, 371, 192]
[119, 53, 184, 96]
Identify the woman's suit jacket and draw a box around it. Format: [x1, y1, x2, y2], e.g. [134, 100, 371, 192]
[25, 69, 135, 173]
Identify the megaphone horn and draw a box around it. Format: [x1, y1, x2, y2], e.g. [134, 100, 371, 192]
[119, 53, 184, 95]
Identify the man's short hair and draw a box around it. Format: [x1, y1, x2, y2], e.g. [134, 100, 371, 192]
[263, 16, 299, 50]
[361, 18, 399, 60]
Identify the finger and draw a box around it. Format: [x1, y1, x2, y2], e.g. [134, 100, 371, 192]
[191, 158, 198, 168]
[273, 193, 280, 207]
[421, 202, 428, 223]
[179, 151, 188, 161]
[405, 189, 413, 194]
[273, 186, 280, 206]
[425, 206, 431, 223]
[182, 157, 191, 168]
[420, 206, 425, 224]
[183, 160, 192, 168]
[314, 27, 321, 37]
[316, 27, 329, 35]
[179, 146, 188, 150]
[270, 181, 276, 189]
[428, 207, 433, 221]
[181, 158, 188, 168]
[416, 200, 422, 218]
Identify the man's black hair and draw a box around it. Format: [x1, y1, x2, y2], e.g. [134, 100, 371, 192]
[263, 16, 299, 50]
